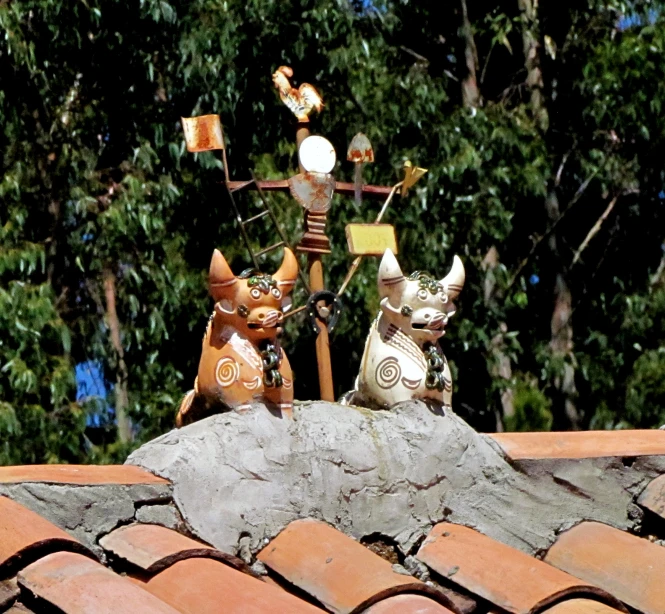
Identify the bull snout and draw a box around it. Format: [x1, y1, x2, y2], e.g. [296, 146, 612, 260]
[427, 312, 448, 330]
[411, 309, 448, 331]
[261, 310, 282, 328]
[248, 309, 283, 329]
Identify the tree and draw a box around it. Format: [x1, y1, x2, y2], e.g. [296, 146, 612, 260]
[2, 0, 665, 463]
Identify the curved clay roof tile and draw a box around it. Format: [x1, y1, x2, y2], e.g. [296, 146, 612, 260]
[258, 518, 458, 614]
[0, 496, 95, 579]
[545, 521, 665, 614]
[417, 523, 626, 614]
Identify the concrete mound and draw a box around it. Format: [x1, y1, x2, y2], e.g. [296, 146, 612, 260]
[127, 400, 661, 558]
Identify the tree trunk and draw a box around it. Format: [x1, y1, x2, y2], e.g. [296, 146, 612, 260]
[460, 0, 481, 108]
[546, 193, 579, 429]
[518, 0, 547, 131]
[103, 267, 133, 443]
[519, 1, 578, 429]
[482, 246, 514, 431]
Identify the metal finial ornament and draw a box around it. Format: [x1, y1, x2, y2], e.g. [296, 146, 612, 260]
[179, 62, 437, 414]
[272, 66, 324, 122]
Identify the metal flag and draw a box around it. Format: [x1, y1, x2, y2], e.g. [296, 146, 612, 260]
[400, 160, 428, 196]
[181, 115, 225, 152]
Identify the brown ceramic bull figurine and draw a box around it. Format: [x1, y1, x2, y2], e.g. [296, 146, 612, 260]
[176, 247, 298, 426]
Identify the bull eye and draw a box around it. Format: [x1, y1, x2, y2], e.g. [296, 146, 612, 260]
[271, 287, 282, 299]
[250, 288, 261, 300]
[417, 289, 428, 300]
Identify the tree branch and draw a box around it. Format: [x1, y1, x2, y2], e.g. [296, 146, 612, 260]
[507, 170, 598, 288]
[571, 188, 638, 267]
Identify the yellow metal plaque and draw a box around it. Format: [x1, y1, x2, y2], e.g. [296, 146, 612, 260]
[345, 224, 398, 256]
[181, 115, 225, 152]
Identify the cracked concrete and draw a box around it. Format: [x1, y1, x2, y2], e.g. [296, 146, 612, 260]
[0, 481, 177, 559]
[126, 400, 665, 558]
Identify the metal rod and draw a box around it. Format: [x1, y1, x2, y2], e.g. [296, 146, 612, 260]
[228, 179, 392, 198]
[354, 163, 363, 210]
[220, 124, 231, 185]
[284, 304, 307, 318]
[376, 181, 402, 222]
[255, 241, 285, 257]
[223, 182, 259, 269]
[309, 254, 335, 401]
[242, 210, 270, 225]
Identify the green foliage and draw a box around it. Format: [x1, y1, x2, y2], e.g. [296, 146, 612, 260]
[504, 375, 553, 432]
[625, 350, 665, 428]
[2, 0, 665, 463]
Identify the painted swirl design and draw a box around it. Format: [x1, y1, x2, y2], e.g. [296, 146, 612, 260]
[215, 356, 239, 388]
[376, 356, 401, 389]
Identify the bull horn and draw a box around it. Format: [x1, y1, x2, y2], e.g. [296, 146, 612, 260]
[209, 248, 237, 301]
[273, 248, 298, 294]
[441, 255, 465, 300]
[378, 249, 406, 306]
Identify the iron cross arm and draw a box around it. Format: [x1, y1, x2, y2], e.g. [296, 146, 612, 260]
[227, 179, 393, 198]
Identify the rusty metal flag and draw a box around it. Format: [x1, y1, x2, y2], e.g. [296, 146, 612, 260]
[181, 115, 225, 152]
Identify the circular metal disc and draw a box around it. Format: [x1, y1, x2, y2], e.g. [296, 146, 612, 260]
[299, 136, 337, 174]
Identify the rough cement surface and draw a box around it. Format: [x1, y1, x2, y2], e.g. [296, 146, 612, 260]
[127, 401, 659, 558]
[0, 482, 173, 559]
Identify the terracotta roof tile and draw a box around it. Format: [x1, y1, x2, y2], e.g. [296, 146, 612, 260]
[258, 519, 455, 614]
[0, 496, 94, 579]
[362, 594, 457, 613]
[544, 522, 665, 614]
[417, 523, 624, 614]
[0, 464, 168, 485]
[489, 430, 665, 460]
[99, 523, 251, 575]
[139, 556, 325, 613]
[17, 551, 180, 613]
[5, 604, 34, 613]
[541, 599, 626, 614]
[637, 474, 665, 518]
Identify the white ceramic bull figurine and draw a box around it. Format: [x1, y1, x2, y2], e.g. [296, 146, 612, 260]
[347, 249, 465, 410]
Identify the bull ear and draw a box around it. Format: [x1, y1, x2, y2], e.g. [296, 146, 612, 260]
[209, 249, 237, 302]
[440, 255, 465, 300]
[378, 249, 406, 306]
[273, 247, 298, 295]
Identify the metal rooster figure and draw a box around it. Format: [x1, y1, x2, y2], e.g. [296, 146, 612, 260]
[272, 66, 324, 123]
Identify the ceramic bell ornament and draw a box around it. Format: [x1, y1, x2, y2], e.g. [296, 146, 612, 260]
[348, 249, 465, 410]
[176, 247, 298, 426]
